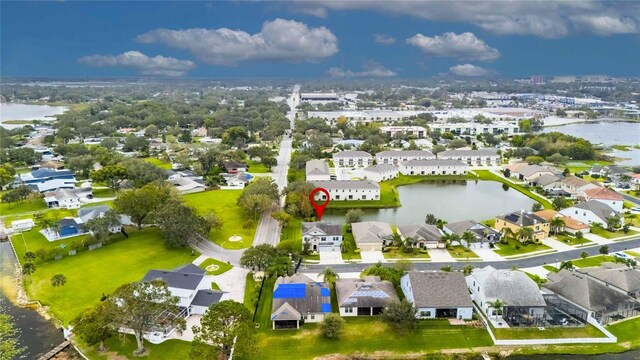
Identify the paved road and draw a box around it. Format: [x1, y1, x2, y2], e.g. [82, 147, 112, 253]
[189, 234, 244, 265]
[622, 193, 640, 206]
[251, 86, 298, 246]
[300, 236, 640, 273]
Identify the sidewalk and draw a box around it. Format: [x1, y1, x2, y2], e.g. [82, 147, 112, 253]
[541, 237, 575, 252]
[473, 247, 505, 261]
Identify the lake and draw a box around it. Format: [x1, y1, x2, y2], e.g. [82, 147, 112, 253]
[0, 103, 69, 128]
[540, 121, 640, 146]
[323, 180, 536, 225]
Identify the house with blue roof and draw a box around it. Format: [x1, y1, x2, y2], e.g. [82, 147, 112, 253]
[19, 168, 76, 184]
[271, 274, 331, 330]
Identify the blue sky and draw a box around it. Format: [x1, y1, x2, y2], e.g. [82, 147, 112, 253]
[2, 1, 639, 78]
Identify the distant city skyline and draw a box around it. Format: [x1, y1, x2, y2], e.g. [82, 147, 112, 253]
[2, 1, 639, 78]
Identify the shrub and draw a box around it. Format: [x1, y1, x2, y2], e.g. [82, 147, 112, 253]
[354, 249, 360, 254]
[515, 244, 521, 250]
[321, 313, 345, 339]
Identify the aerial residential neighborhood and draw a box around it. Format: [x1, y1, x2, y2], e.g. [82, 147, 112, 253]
[2, 1, 640, 360]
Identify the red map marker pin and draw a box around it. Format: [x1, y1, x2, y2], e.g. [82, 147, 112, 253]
[309, 187, 330, 221]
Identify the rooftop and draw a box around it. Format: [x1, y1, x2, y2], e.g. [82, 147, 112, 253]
[312, 180, 379, 190]
[405, 271, 473, 308]
[336, 277, 398, 308]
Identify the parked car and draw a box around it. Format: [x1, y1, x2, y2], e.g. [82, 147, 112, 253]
[629, 207, 640, 214]
[613, 252, 631, 260]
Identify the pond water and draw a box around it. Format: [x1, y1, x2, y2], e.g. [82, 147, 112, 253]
[322, 180, 536, 225]
[0, 103, 69, 128]
[606, 148, 640, 166]
[0, 242, 64, 359]
[540, 121, 640, 146]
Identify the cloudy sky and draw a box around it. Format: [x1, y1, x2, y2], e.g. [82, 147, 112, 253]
[2, 1, 639, 78]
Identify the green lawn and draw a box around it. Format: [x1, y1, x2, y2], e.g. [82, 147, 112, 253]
[543, 265, 560, 273]
[80, 336, 192, 360]
[555, 233, 593, 246]
[0, 198, 47, 216]
[572, 255, 616, 268]
[23, 228, 197, 324]
[198, 257, 232, 275]
[244, 272, 261, 313]
[255, 318, 492, 359]
[565, 160, 612, 174]
[591, 227, 639, 239]
[447, 246, 480, 259]
[493, 324, 606, 339]
[184, 190, 257, 249]
[388, 174, 469, 187]
[92, 188, 116, 198]
[340, 225, 361, 260]
[247, 160, 269, 173]
[281, 218, 302, 250]
[383, 247, 430, 259]
[327, 181, 400, 209]
[255, 275, 276, 331]
[287, 167, 305, 182]
[143, 156, 172, 170]
[624, 250, 640, 258]
[625, 214, 640, 227]
[471, 170, 552, 209]
[493, 237, 553, 257]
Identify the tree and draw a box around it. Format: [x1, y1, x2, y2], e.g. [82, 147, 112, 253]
[51, 273, 67, 295]
[67, 154, 95, 178]
[191, 300, 254, 360]
[155, 201, 211, 248]
[0, 299, 25, 360]
[531, 203, 543, 212]
[425, 213, 438, 225]
[461, 231, 475, 249]
[82, 210, 121, 243]
[486, 299, 505, 321]
[90, 164, 127, 191]
[516, 227, 535, 243]
[144, 125, 159, 138]
[240, 244, 279, 271]
[110, 281, 185, 355]
[238, 177, 278, 219]
[599, 245, 609, 255]
[550, 217, 566, 235]
[547, 153, 568, 166]
[345, 209, 364, 224]
[622, 223, 631, 233]
[22, 262, 36, 278]
[525, 156, 544, 165]
[122, 158, 166, 187]
[239, 193, 274, 220]
[321, 313, 345, 339]
[271, 210, 292, 227]
[23, 251, 36, 263]
[381, 300, 417, 330]
[267, 255, 293, 277]
[319, 267, 339, 283]
[581, 251, 589, 260]
[114, 182, 177, 229]
[0, 164, 15, 189]
[71, 301, 115, 352]
[606, 216, 621, 232]
[463, 264, 475, 276]
[503, 168, 511, 178]
[552, 197, 570, 210]
[575, 231, 584, 240]
[261, 157, 277, 171]
[448, 139, 467, 149]
[560, 261, 574, 270]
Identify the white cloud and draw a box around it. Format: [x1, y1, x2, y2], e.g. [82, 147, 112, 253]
[136, 18, 338, 66]
[327, 61, 397, 78]
[290, 1, 640, 38]
[77, 51, 196, 76]
[406, 32, 500, 62]
[449, 64, 493, 77]
[373, 33, 396, 45]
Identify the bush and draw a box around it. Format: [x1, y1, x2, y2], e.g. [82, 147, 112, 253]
[354, 249, 360, 254]
[419, 249, 429, 254]
[515, 244, 521, 250]
[321, 313, 345, 339]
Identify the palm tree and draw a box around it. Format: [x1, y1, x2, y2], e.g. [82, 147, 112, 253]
[461, 231, 476, 249]
[22, 262, 36, 278]
[463, 264, 475, 276]
[51, 273, 67, 296]
[550, 217, 566, 235]
[319, 267, 339, 284]
[500, 227, 516, 241]
[24, 251, 36, 263]
[40, 218, 53, 230]
[425, 213, 437, 225]
[487, 299, 506, 321]
[516, 227, 535, 243]
[606, 216, 621, 232]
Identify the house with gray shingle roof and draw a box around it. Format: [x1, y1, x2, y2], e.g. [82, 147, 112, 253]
[271, 275, 331, 329]
[375, 150, 435, 165]
[577, 265, 640, 299]
[396, 224, 444, 249]
[559, 200, 619, 228]
[332, 150, 372, 168]
[399, 159, 468, 176]
[302, 222, 343, 252]
[305, 159, 331, 181]
[444, 220, 501, 246]
[351, 221, 393, 251]
[438, 148, 501, 166]
[401, 271, 473, 319]
[362, 164, 399, 182]
[336, 276, 398, 316]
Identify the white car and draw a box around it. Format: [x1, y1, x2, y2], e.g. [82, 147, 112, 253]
[613, 252, 631, 260]
[630, 207, 640, 214]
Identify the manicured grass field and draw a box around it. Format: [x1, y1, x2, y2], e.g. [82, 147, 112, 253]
[92, 187, 116, 198]
[625, 214, 640, 227]
[80, 336, 192, 360]
[198, 257, 232, 275]
[340, 225, 361, 260]
[591, 227, 639, 239]
[447, 246, 480, 259]
[383, 248, 430, 259]
[23, 228, 197, 324]
[625, 250, 640, 258]
[572, 255, 616, 268]
[471, 170, 552, 209]
[244, 272, 261, 313]
[255, 318, 492, 359]
[565, 160, 611, 173]
[143, 156, 172, 169]
[388, 174, 469, 187]
[493, 238, 553, 257]
[281, 218, 302, 250]
[287, 167, 304, 182]
[493, 324, 606, 339]
[247, 160, 269, 173]
[184, 190, 257, 249]
[327, 181, 400, 209]
[543, 265, 560, 273]
[555, 233, 593, 246]
[255, 275, 276, 331]
[0, 198, 47, 216]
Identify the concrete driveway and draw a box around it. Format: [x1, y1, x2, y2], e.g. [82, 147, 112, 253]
[360, 250, 385, 263]
[319, 250, 344, 265]
[428, 248, 455, 262]
[207, 267, 249, 303]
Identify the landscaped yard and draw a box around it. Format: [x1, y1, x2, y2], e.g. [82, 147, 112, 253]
[80, 336, 192, 360]
[255, 318, 492, 359]
[0, 197, 47, 216]
[198, 257, 233, 275]
[22, 228, 197, 324]
[447, 245, 480, 259]
[591, 227, 639, 239]
[555, 233, 593, 246]
[280, 218, 302, 250]
[184, 190, 257, 249]
[624, 214, 640, 227]
[492, 324, 607, 339]
[327, 181, 400, 209]
[493, 238, 553, 257]
[624, 250, 640, 258]
[247, 160, 269, 173]
[143, 156, 172, 169]
[340, 225, 361, 260]
[255, 275, 276, 330]
[383, 247, 430, 259]
[572, 255, 616, 268]
[92, 187, 116, 198]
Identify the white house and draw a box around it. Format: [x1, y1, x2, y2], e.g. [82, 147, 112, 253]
[362, 164, 399, 182]
[559, 200, 620, 228]
[167, 177, 207, 194]
[336, 276, 398, 316]
[301, 222, 343, 252]
[11, 219, 35, 232]
[399, 159, 468, 176]
[332, 150, 373, 168]
[380, 126, 427, 139]
[305, 159, 331, 181]
[583, 187, 624, 212]
[559, 176, 600, 197]
[375, 150, 435, 165]
[437, 148, 501, 166]
[312, 180, 380, 201]
[43, 189, 82, 209]
[401, 271, 473, 320]
[429, 121, 519, 136]
[466, 266, 546, 325]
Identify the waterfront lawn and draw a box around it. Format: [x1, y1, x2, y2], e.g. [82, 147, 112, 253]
[493, 238, 553, 257]
[341, 226, 361, 260]
[255, 318, 492, 360]
[591, 227, 639, 239]
[25, 228, 197, 324]
[388, 174, 468, 187]
[81, 336, 192, 360]
[327, 181, 399, 209]
[198, 257, 232, 275]
[471, 170, 552, 209]
[247, 160, 269, 173]
[143, 156, 172, 169]
[572, 255, 616, 268]
[447, 246, 480, 259]
[555, 233, 593, 246]
[492, 324, 606, 339]
[184, 190, 256, 249]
